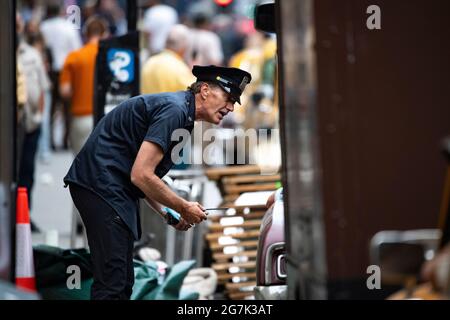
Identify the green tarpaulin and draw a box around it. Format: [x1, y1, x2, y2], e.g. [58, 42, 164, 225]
[33, 245, 198, 300]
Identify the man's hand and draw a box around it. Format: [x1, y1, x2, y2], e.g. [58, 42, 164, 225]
[172, 218, 193, 231]
[59, 82, 72, 100]
[180, 202, 207, 225]
[162, 206, 206, 230]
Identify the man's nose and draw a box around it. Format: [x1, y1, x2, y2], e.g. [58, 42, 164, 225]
[226, 102, 235, 112]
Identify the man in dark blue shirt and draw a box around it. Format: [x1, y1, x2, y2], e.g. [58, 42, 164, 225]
[64, 65, 251, 300]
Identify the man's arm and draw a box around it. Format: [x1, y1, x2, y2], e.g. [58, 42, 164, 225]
[144, 197, 164, 216]
[131, 140, 207, 225]
[144, 197, 165, 221]
[60, 83, 72, 100]
[59, 55, 72, 100]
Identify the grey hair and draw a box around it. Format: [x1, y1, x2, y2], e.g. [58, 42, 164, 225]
[187, 81, 219, 94]
[165, 24, 191, 53]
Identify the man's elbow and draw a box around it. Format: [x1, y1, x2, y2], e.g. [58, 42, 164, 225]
[130, 170, 143, 188]
[130, 169, 155, 188]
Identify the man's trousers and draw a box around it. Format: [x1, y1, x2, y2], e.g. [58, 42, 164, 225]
[69, 183, 135, 300]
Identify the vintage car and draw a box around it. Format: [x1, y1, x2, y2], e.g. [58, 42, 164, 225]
[254, 189, 287, 299]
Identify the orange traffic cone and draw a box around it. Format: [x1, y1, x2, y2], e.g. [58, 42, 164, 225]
[15, 187, 36, 292]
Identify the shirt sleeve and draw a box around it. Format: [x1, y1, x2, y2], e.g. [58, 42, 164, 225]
[144, 104, 186, 154]
[36, 52, 51, 91]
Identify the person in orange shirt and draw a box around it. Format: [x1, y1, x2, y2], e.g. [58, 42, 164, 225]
[60, 16, 109, 246]
[60, 16, 109, 156]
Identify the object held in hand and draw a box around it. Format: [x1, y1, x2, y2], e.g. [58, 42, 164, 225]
[163, 207, 181, 225]
[203, 208, 230, 214]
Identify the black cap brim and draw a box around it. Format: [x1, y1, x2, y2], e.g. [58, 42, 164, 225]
[192, 65, 251, 106]
[216, 82, 241, 104]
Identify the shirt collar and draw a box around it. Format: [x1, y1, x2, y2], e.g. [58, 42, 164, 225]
[163, 49, 184, 62]
[185, 91, 196, 128]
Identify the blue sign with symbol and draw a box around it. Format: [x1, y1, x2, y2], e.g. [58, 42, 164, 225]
[107, 48, 134, 83]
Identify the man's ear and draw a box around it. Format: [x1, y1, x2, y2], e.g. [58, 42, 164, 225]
[200, 83, 209, 100]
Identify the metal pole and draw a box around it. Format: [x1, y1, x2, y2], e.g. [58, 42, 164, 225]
[0, 0, 16, 282]
[165, 227, 176, 265]
[127, 0, 137, 32]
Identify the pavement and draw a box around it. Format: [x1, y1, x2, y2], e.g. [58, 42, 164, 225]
[30, 150, 85, 248]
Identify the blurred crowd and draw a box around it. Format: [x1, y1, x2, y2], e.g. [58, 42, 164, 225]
[15, 0, 278, 231]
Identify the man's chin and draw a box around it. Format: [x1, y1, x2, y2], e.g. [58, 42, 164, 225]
[204, 118, 221, 125]
[211, 115, 221, 124]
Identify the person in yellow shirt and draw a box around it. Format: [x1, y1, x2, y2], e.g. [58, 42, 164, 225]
[141, 24, 195, 94]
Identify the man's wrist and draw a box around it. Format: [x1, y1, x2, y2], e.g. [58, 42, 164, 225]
[175, 199, 189, 216]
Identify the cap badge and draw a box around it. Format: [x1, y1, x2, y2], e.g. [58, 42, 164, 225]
[216, 76, 231, 92]
[239, 76, 249, 91]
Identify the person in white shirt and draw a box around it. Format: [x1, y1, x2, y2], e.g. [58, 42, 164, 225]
[191, 13, 224, 66]
[40, 4, 82, 72]
[142, 0, 178, 56]
[40, 3, 82, 150]
[17, 12, 51, 232]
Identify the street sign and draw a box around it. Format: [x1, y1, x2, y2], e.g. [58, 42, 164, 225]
[94, 32, 140, 125]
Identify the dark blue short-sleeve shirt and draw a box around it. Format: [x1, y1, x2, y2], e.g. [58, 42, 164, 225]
[64, 91, 196, 240]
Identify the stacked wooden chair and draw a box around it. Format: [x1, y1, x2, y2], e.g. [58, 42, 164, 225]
[205, 165, 280, 299]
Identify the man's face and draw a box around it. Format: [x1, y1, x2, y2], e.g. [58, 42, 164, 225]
[202, 84, 236, 125]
